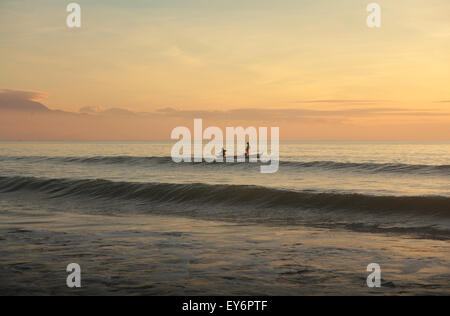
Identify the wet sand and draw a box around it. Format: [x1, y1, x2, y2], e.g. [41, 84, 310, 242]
[1, 207, 449, 296]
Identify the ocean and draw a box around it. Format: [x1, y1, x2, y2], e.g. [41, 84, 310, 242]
[0, 141, 449, 295]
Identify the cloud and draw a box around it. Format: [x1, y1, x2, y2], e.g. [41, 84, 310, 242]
[0, 89, 48, 102]
[79, 106, 136, 116]
[3, 89, 449, 122]
[1, 88, 450, 140]
[79, 106, 106, 114]
[0, 89, 50, 112]
[156, 107, 177, 113]
[155, 107, 450, 122]
[292, 99, 386, 105]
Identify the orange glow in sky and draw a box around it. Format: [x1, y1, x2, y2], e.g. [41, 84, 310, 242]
[0, 0, 449, 140]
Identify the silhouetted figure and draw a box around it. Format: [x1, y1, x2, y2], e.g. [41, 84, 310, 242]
[222, 148, 227, 159]
[245, 142, 250, 159]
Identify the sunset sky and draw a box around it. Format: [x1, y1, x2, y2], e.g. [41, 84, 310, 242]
[1, 0, 449, 140]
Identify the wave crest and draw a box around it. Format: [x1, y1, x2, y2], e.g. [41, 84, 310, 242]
[0, 176, 448, 217]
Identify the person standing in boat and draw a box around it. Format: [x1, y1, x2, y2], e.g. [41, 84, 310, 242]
[245, 142, 250, 159]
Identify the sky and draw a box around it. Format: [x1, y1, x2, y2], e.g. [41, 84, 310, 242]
[0, 0, 449, 140]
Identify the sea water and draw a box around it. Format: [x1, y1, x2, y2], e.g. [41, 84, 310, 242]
[0, 141, 449, 295]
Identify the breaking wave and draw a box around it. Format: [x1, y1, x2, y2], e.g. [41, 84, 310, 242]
[0, 175, 448, 217]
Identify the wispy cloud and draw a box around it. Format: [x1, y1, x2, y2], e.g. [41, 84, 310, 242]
[292, 99, 384, 104]
[154, 107, 450, 122]
[79, 106, 136, 116]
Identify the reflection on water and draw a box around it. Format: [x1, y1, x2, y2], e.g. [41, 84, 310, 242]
[1, 209, 449, 295]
